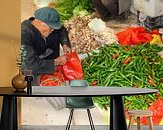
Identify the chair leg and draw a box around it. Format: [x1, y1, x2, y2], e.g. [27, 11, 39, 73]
[128, 116, 134, 130]
[87, 109, 95, 130]
[66, 109, 74, 130]
[137, 117, 140, 130]
[148, 117, 154, 130]
[71, 114, 75, 125]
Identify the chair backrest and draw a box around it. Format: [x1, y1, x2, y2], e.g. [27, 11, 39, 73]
[69, 80, 89, 87]
[65, 80, 94, 108]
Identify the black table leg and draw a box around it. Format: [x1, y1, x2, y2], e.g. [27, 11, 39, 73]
[110, 96, 127, 130]
[25, 76, 33, 94]
[0, 96, 18, 130]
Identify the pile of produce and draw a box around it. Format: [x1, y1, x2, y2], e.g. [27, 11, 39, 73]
[94, 28, 117, 45]
[33, 0, 93, 22]
[55, 0, 93, 21]
[64, 16, 101, 53]
[82, 43, 163, 110]
[64, 16, 118, 53]
[88, 18, 118, 45]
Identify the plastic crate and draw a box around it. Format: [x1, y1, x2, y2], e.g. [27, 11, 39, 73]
[142, 15, 163, 29]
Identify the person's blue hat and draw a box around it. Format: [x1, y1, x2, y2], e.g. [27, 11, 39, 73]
[34, 7, 61, 30]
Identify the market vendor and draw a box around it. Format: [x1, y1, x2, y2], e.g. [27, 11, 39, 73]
[21, 7, 71, 85]
[93, 0, 131, 21]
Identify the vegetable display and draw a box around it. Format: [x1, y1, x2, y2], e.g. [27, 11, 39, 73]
[55, 0, 93, 21]
[64, 16, 118, 54]
[33, 0, 163, 121]
[64, 16, 100, 53]
[82, 44, 163, 110]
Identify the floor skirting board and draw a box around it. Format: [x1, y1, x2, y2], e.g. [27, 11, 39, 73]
[20, 125, 163, 130]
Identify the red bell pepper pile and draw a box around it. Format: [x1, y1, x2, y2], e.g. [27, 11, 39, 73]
[116, 27, 159, 46]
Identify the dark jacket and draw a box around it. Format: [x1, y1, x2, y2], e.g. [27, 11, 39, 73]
[21, 17, 71, 76]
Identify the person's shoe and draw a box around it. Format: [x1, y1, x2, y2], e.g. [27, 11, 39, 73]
[114, 11, 131, 21]
[101, 16, 113, 22]
[113, 14, 127, 21]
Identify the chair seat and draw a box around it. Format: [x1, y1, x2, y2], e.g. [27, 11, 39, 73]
[65, 97, 95, 109]
[128, 110, 153, 117]
[128, 110, 154, 130]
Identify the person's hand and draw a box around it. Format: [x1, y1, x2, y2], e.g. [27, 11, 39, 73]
[54, 55, 67, 66]
[62, 44, 72, 54]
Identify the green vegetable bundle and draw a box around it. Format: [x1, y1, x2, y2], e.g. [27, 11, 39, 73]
[17, 45, 26, 69]
[82, 43, 163, 110]
[55, 0, 93, 22]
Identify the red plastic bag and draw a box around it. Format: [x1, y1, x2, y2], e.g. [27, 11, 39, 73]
[116, 27, 153, 46]
[59, 52, 84, 80]
[140, 98, 163, 125]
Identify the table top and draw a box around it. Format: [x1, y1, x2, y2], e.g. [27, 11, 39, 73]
[0, 86, 158, 97]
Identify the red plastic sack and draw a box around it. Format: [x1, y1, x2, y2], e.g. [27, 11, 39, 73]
[59, 52, 84, 80]
[40, 69, 65, 86]
[141, 98, 163, 125]
[116, 27, 153, 46]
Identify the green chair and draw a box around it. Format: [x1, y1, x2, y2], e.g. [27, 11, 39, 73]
[65, 80, 95, 130]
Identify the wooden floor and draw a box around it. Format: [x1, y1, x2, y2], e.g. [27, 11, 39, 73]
[20, 125, 163, 130]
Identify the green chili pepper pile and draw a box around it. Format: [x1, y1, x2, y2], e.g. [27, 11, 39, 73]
[82, 43, 163, 110]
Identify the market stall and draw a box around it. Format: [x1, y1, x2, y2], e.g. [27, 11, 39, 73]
[22, 0, 163, 126]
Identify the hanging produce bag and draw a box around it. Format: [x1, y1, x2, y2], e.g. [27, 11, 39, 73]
[116, 27, 153, 46]
[59, 52, 84, 80]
